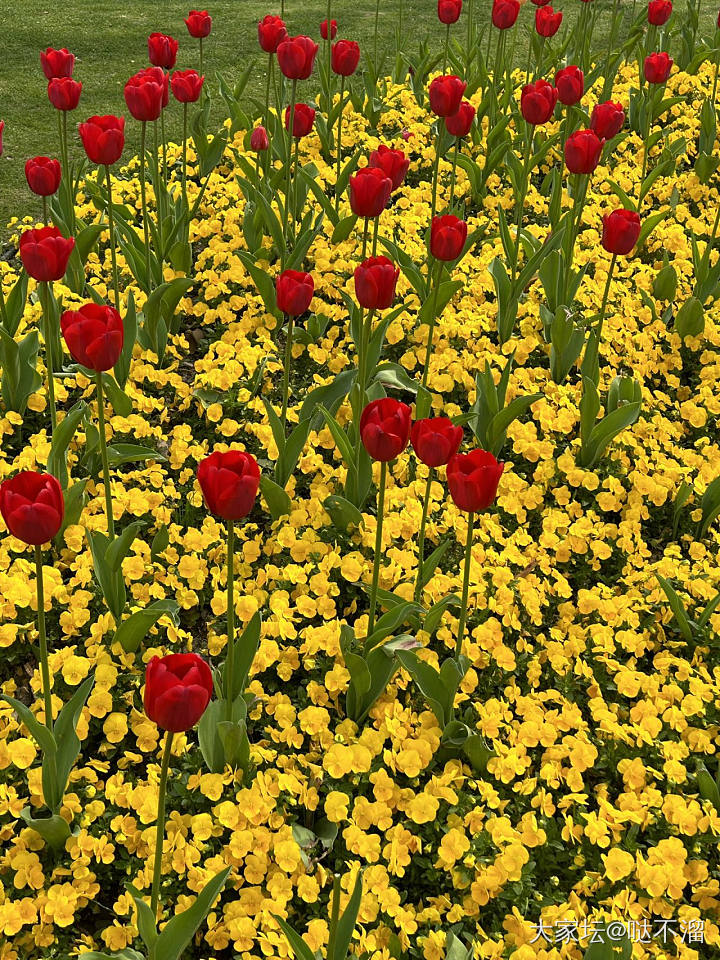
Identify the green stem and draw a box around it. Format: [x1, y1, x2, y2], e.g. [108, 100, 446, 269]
[335, 76, 345, 215]
[421, 259, 442, 390]
[150, 730, 175, 919]
[455, 510, 475, 658]
[225, 520, 235, 718]
[281, 313, 295, 431]
[105, 166, 121, 312]
[42, 196, 48, 226]
[511, 129, 534, 286]
[327, 875, 342, 960]
[326, 0, 333, 112]
[140, 122, 151, 290]
[282, 80, 297, 265]
[413, 470, 434, 603]
[290, 137, 300, 246]
[443, 23, 450, 73]
[367, 460, 387, 637]
[448, 139, 460, 212]
[39, 282, 57, 434]
[199, 37, 204, 76]
[374, 0, 380, 67]
[95, 372, 115, 539]
[61, 111, 74, 233]
[160, 109, 168, 193]
[34, 545, 54, 730]
[429, 126, 442, 234]
[153, 121, 165, 280]
[265, 53, 273, 131]
[595, 253, 617, 343]
[182, 103, 188, 211]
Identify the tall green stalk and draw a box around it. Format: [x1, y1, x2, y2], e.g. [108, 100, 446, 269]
[105, 166, 121, 312]
[34, 546, 54, 730]
[367, 460, 387, 637]
[39, 281, 58, 434]
[225, 520, 236, 721]
[95, 372, 115, 539]
[139, 122, 151, 290]
[150, 730, 175, 918]
[454, 511, 475, 657]
[414, 470, 434, 602]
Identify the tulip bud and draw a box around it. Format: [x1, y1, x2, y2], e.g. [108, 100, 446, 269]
[0, 471, 64, 545]
[368, 144, 409, 190]
[430, 215, 467, 261]
[331, 39, 361, 76]
[648, 0, 672, 25]
[492, 0, 520, 28]
[349, 167, 393, 218]
[48, 77, 82, 111]
[354, 257, 399, 310]
[197, 450, 261, 520]
[521, 79, 558, 125]
[320, 18, 338, 39]
[564, 129, 604, 175]
[535, 5, 562, 36]
[447, 449, 504, 512]
[251, 125, 270, 151]
[438, 0, 463, 24]
[60, 303, 124, 372]
[284, 102, 316, 138]
[144, 653, 213, 732]
[25, 156, 62, 197]
[411, 417, 464, 467]
[555, 65, 584, 106]
[276, 270, 314, 315]
[148, 33, 179, 70]
[277, 35, 319, 79]
[360, 399, 412, 462]
[653, 263, 677, 301]
[644, 51, 673, 84]
[601, 209, 641, 255]
[428, 75, 467, 117]
[185, 9, 212, 38]
[445, 100, 476, 138]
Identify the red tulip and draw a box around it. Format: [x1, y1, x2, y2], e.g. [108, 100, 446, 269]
[411, 417, 463, 467]
[447, 449, 504, 512]
[438, 0, 463, 23]
[185, 9, 212, 38]
[564, 129, 604, 174]
[258, 15, 288, 53]
[0, 472, 64, 545]
[430, 215, 467, 261]
[492, 0, 520, 28]
[144, 653, 213, 732]
[171, 69, 205, 103]
[368, 144, 409, 190]
[277, 35, 319, 79]
[601, 209, 641, 255]
[197, 450, 261, 520]
[445, 100, 476, 137]
[78, 115, 125, 166]
[532, 0, 552, 6]
[555, 65, 584, 105]
[535, 5, 562, 35]
[251, 125, 270, 151]
[332, 39, 361, 76]
[644, 52, 672, 83]
[60, 303, 124, 372]
[428, 75, 467, 117]
[25, 157, 61, 197]
[360, 398, 412, 462]
[648, 0, 672, 24]
[590, 101, 625, 140]
[349, 167, 393, 218]
[320, 18, 338, 39]
[124, 69, 165, 122]
[40, 47, 75, 80]
[48, 78, 82, 111]
[354, 257, 399, 310]
[148, 33, 178, 70]
[19, 226, 75, 282]
[520, 79, 558, 125]
[276, 270, 314, 315]
[284, 102, 316, 138]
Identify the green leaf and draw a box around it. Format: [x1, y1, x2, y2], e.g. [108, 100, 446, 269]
[154, 866, 232, 960]
[323, 494, 364, 533]
[48, 400, 88, 490]
[106, 521, 145, 573]
[51, 674, 95, 809]
[260, 474, 291, 519]
[0, 695, 57, 755]
[225, 612, 261, 701]
[101, 373, 133, 417]
[150, 525, 170, 561]
[198, 698, 226, 774]
[656, 576, 693, 642]
[106, 443, 167, 467]
[273, 916, 317, 960]
[419, 537, 451, 588]
[317, 404, 355, 469]
[112, 600, 181, 653]
[332, 215, 358, 245]
[334, 870, 364, 960]
[87, 528, 125, 619]
[129, 888, 158, 952]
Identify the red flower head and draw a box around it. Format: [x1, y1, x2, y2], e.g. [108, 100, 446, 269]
[41, 47, 75, 80]
[250, 125, 270, 151]
[332, 39, 361, 76]
[78, 115, 125, 166]
[19, 226, 75, 282]
[601, 209, 641, 255]
[277, 35, 319, 79]
[320, 18, 338, 39]
[349, 166, 393, 218]
[148, 33, 178, 69]
[447, 449, 504, 512]
[555, 65, 584, 105]
[411, 417, 464, 467]
[445, 100, 476, 137]
[285, 102, 316, 138]
[360, 398, 412, 462]
[438, 0, 463, 24]
[354, 257, 399, 310]
[185, 9, 212, 38]
[644, 52, 672, 83]
[258, 14, 288, 53]
[430, 214, 468, 261]
[369, 144, 410, 190]
[492, 0, 520, 28]
[0, 472, 64, 545]
[590, 101, 625, 140]
[648, 0, 672, 24]
[197, 450, 261, 520]
[535, 5, 562, 35]
[276, 269, 314, 315]
[171, 69, 205, 103]
[532, 0, 551, 5]
[520, 78, 558, 124]
[48, 77, 82, 111]
[564, 128, 604, 174]
[428, 74, 467, 117]
[25, 157, 61, 197]
[125, 69, 165, 122]
[60, 303, 124, 372]
[144, 653, 213, 732]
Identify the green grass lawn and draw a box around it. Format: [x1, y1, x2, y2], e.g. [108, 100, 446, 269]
[0, 0, 717, 230]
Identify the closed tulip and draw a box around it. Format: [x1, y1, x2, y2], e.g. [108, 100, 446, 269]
[197, 450, 261, 520]
[276, 269, 314, 315]
[349, 167, 393, 218]
[171, 69, 205, 103]
[144, 653, 213, 732]
[331, 39, 361, 76]
[354, 256, 399, 310]
[602, 209, 641, 255]
[258, 14, 288, 52]
[411, 417, 464, 467]
[284, 102, 315, 138]
[0, 472, 64, 545]
[644, 52, 672, 83]
[648, 0, 672, 24]
[79, 115, 125, 165]
[40, 47, 75, 80]
[535, 5, 562, 35]
[360, 398, 412, 462]
[428, 74, 467, 116]
[445, 100, 476, 137]
[320, 18, 338, 39]
[447, 449, 504, 512]
[430, 214, 467, 260]
[25, 157, 61, 197]
[438, 0, 463, 23]
[565, 129, 604, 174]
[124, 69, 165, 122]
[520, 79, 558, 125]
[48, 77, 82, 111]
[555, 65, 584, 105]
[19, 226, 75, 282]
[277, 35, 318, 79]
[492, 0, 520, 28]
[185, 9, 212, 38]
[60, 303, 124, 371]
[590, 101, 625, 140]
[250, 125, 270, 151]
[368, 144, 409, 190]
[148, 33, 178, 69]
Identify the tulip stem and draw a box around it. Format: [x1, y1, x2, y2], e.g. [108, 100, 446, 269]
[327, 874, 342, 960]
[373, 0, 381, 69]
[225, 519, 236, 718]
[95, 372, 115, 540]
[280, 313, 294, 432]
[182, 103, 189, 212]
[367, 460, 387, 638]
[455, 510, 475, 658]
[39, 282, 58, 434]
[290, 138, 300, 246]
[34, 545, 54, 731]
[105, 166, 121, 313]
[335, 76, 345, 216]
[282, 80, 297, 265]
[443, 23, 450, 73]
[326, 0, 333, 113]
[199, 37, 204, 77]
[42, 197, 48, 227]
[564, 174, 589, 304]
[421, 258, 442, 391]
[448, 138, 460, 212]
[153, 122, 165, 280]
[413, 469, 434, 603]
[429, 127, 442, 238]
[61, 111, 75, 234]
[140, 122, 151, 291]
[264, 53, 274, 132]
[604, 0, 620, 81]
[595, 253, 617, 344]
[150, 729, 175, 919]
[510, 129, 534, 287]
